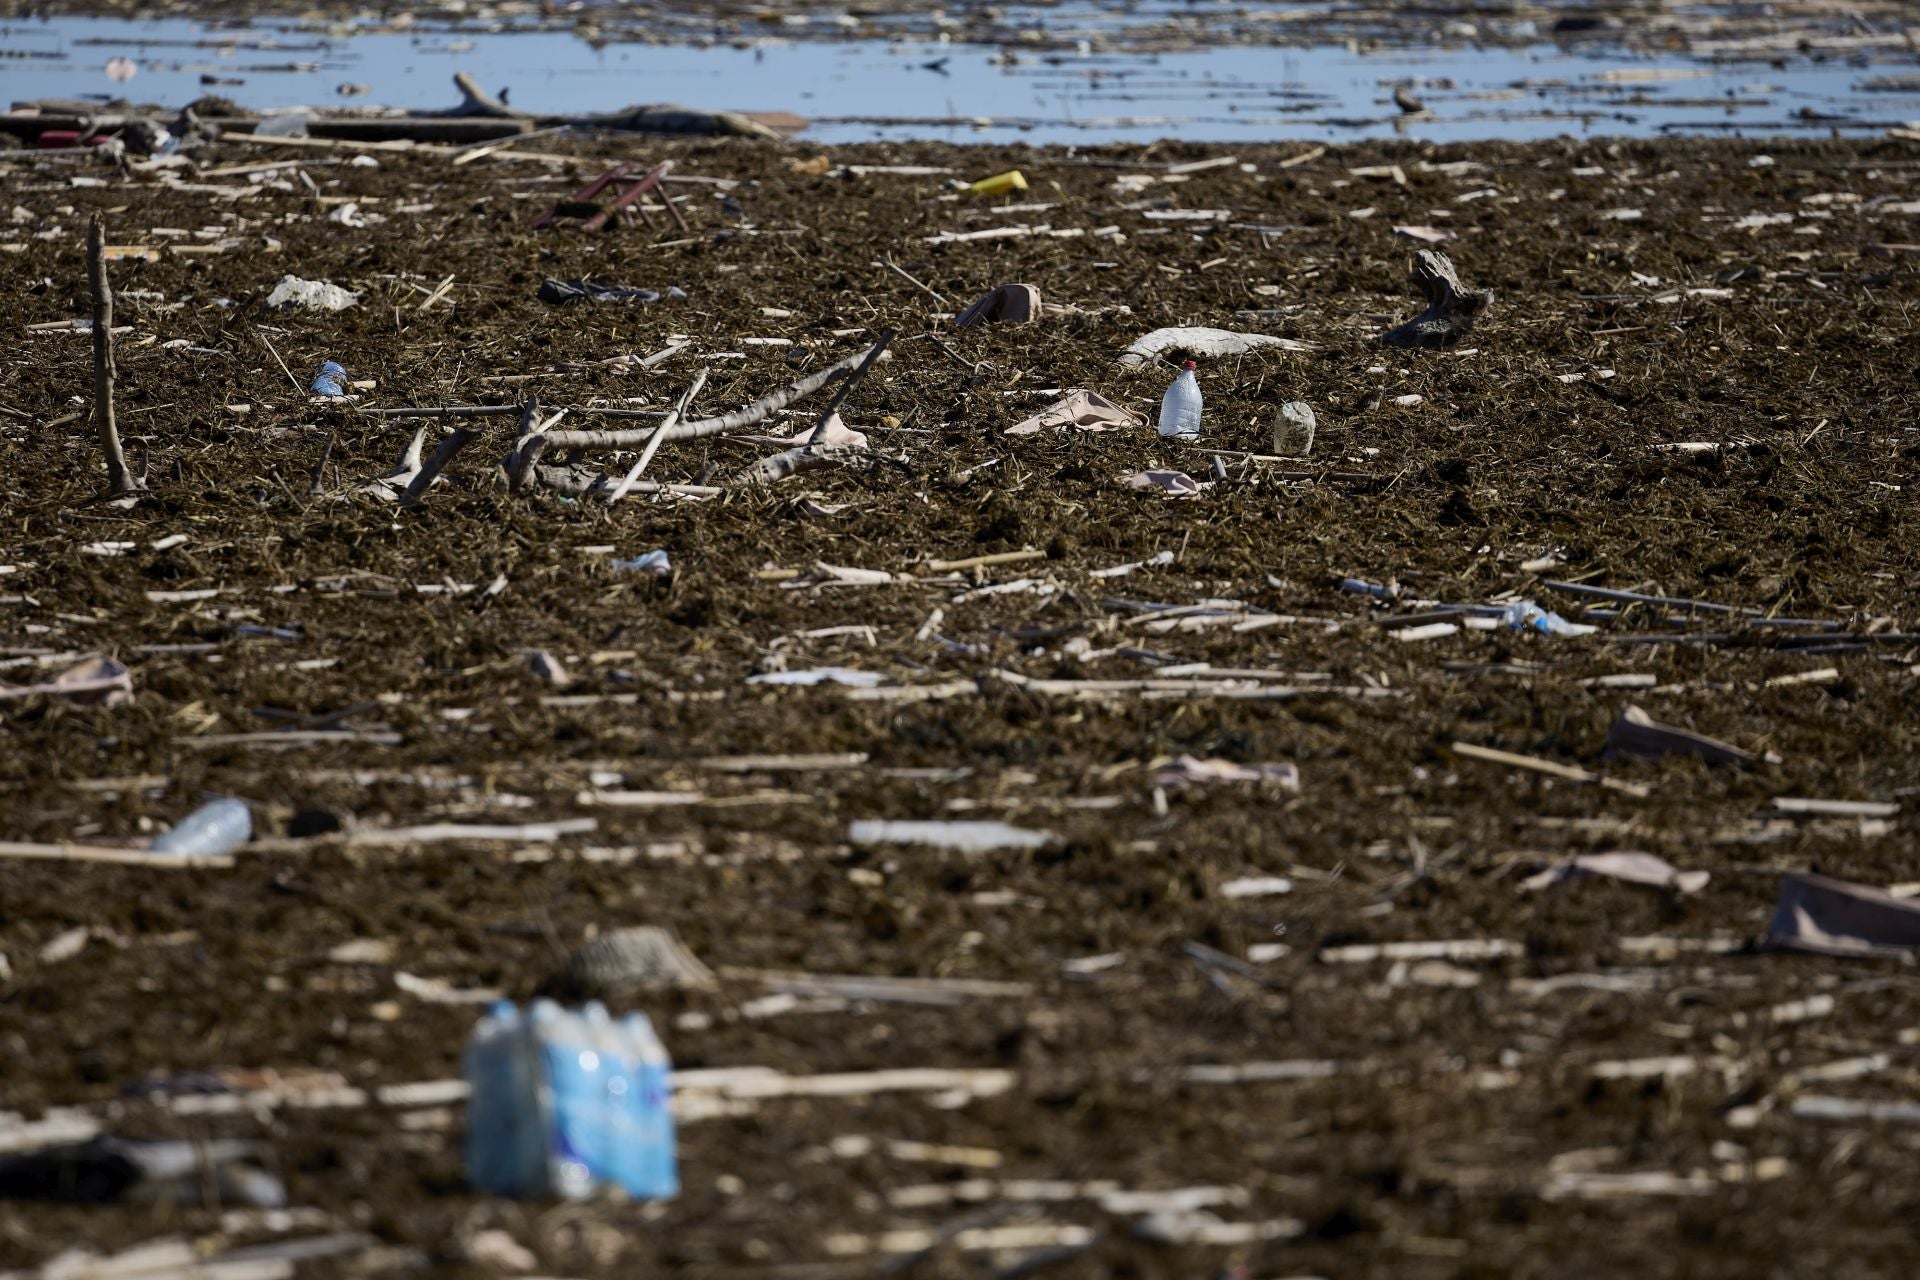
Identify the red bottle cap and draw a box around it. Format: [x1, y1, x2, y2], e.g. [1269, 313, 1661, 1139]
[1182, 360, 1196, 369]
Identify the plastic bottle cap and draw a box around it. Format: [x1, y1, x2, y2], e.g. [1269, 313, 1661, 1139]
[1182, 360, 1196, 369]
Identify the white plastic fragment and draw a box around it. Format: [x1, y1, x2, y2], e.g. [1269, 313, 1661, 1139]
[612, 550, 672, 574]
[264, 275, 361, 312]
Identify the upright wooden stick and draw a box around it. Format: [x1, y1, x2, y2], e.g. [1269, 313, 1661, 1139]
[87, 215, 141, 495]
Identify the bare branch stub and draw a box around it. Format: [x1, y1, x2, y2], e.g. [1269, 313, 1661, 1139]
[441, 71, 528, 120]
[503, 396, 547, 491]
[738, 443, 908, 487]
[86, 215, 142, 496]
[309, 434, 335, 495]
[1380, 250, 1492, 350]
[380, 427, 428, 488]
[399, 427, 482, 506]
[736, 444, 839, 486]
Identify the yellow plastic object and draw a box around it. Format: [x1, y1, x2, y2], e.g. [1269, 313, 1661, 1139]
[967, 169, 1029, 198]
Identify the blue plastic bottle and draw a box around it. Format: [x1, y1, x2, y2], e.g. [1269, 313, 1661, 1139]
[310, 361, 347, 397]
[463, 1000, 677, 1200]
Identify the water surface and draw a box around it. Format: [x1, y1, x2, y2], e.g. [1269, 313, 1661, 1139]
[3, 12, 1915, 144]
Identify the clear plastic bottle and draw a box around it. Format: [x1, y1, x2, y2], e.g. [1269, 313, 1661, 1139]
[1158, 360, 1203, 439]
[149, 798, 251, 856]
[622, 1011, 678, 1199]
[465, 1000, 533, 1196]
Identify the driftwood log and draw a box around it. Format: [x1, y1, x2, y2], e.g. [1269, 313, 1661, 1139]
[381, 333, 894, 505]
[732, 327, 896, 483]
[737, 442, 874, 486]
[540, 340, 887, 452]
[1379, 250, 1492, 349]
[438, 71, 785, 141]
[0, 72, 796, 147]
[1117, 326, 1316, 368]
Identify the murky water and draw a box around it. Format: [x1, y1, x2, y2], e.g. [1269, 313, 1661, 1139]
[3, 12, 1916, 144]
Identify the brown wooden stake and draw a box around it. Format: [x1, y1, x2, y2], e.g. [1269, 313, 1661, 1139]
[661, 190, 690, 233]
[532, 160, 633, 231]
[309, 434, 334, 495]
[87, 214, 141, 495]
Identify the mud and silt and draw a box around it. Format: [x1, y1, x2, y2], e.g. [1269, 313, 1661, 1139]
[0, 133, 1917, 1276]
